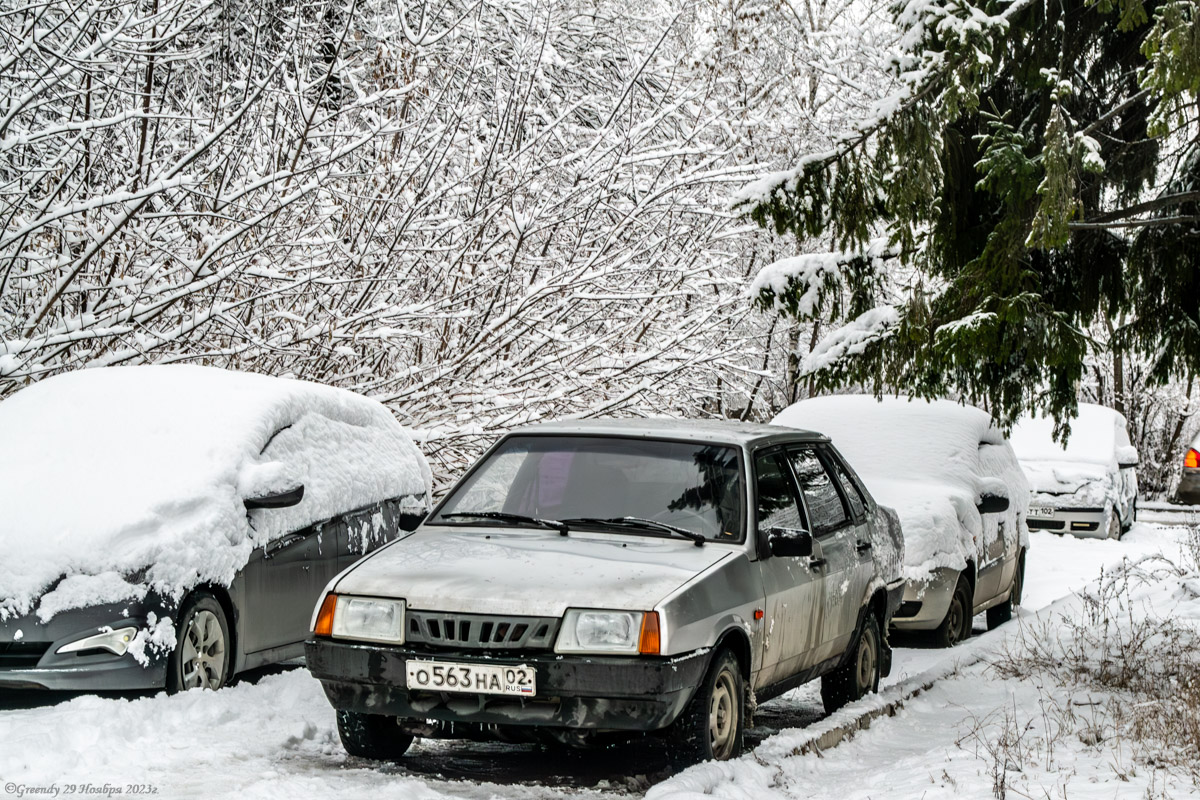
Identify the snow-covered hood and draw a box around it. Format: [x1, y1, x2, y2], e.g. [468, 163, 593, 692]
[333, 527, 735, 617]
[1020, 459, 1110, 497]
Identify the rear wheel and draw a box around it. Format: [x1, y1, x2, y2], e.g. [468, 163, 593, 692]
[667, 649, 744, 765]
[821, 613, 881, 714]
[167, 592, 231, 692]
[933, 574, 972, 648]
[337, 710, 414, 761]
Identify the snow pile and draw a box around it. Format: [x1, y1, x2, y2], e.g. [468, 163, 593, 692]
[1010, 403, 1134, 507]
[773, 395, 1030, 582]
[0, 365, 432, 620]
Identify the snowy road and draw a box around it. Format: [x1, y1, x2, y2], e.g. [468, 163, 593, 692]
[1, 524, 1192, 800]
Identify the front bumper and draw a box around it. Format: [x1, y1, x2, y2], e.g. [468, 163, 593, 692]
[1026, 506, 1108, 538]
[305, 638, 709, 733]
[0, 602, 167, 691]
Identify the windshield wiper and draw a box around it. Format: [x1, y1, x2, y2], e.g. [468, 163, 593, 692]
[438, 512, 568, 535]
[563, 517, 706, 547]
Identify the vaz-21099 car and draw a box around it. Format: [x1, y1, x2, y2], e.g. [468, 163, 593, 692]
[306, 419, 905, 764]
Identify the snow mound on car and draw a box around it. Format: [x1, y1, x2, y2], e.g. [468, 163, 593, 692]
[0, 365, 432, 620]
[772, 395, 1030, 582]
[1010, 404, 1134, 505]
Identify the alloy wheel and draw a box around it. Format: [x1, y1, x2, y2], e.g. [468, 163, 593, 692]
[180, 609, 227, 690]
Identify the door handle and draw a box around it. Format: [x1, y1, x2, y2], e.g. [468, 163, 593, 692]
[266, 533, 306, 556]
[808, 557, 826, 569]
[856, 540, 873, 553]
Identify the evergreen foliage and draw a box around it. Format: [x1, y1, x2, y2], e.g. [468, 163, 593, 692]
[740, 0, 1200, 436]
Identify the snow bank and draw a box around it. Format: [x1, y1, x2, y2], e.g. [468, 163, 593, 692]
[772, 395, 1030, 581]
[0, 365, 432, 620]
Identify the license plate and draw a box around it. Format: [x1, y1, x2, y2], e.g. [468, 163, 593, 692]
[1029, 506, 1056, 518]
[405, 660, 536, 697]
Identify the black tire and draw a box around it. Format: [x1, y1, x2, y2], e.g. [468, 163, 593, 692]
[933, 574, 972, 648]
[1106, 508, 1121, 540]
[667, 649, 744, 765]
[336, 710, 414, 761]
[167, 591, 231, 693]
[820, 613, 882, 714]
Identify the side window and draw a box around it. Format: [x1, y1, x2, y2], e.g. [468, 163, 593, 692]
[754, 452, 804, 532]
[825, 450, 867, 520]
[787, 448, 849, 534]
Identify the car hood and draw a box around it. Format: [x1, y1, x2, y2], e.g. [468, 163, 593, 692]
[332, 527, 736, 616]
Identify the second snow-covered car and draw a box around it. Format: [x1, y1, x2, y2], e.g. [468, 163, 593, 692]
[0, 365, 431, 692]
[1010, 403, 1139, 539]
[306, 419, 904, 764]
[773, 396, 1030, 647]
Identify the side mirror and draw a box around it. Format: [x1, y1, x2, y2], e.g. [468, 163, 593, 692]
[1116, 446, 1139, 469]
[244, 485, 305, 510]
[977, 494, 1010, 515]
[768, 527, 813, 558]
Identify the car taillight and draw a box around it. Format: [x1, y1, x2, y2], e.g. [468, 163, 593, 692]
[314, 593, 338, 636]
[638, 611, 661, 655]
[1186, 449, 1200, 469]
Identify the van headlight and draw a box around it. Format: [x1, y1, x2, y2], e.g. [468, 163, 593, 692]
[555, 609, 658, 654]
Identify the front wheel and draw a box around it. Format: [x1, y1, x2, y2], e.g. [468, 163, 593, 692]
[167, 592, 231, 693]
[820, 613, 881, 714]
[933, 574, 972, 648]
[337, 710, 414, 761]
[1106, 508, 1121, 540]
[667, 649, 744, 765]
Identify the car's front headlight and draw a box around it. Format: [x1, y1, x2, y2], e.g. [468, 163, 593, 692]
[555, 609, 659, 654]
[320, 595, 406, 644]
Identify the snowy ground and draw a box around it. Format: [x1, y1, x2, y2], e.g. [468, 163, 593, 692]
[2, 524, 1196, 800]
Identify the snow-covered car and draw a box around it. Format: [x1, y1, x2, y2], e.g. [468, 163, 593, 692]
[0, 366, 431, 692]
[1172, 432, 1200, 504]
[305, 419, 904, 764]
[772, 396, 1030, 647]
[1010, 403, 1139, 539]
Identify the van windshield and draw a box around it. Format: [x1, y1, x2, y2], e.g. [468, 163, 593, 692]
[432, 436, 745, 542]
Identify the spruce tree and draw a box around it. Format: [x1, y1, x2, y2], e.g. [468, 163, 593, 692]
[740, 0, 1199, 434]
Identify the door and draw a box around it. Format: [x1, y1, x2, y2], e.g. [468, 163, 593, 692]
[753, 450, 824, 689]
[785, 446, 861, 662]
[975, 443, 1015, 604]
[240, 521, 341, 653]
[821, 446, 877, 638]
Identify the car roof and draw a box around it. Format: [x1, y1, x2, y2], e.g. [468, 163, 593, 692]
[510, 417, 827, 448]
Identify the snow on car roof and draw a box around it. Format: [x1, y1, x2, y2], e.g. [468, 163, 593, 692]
[0, 365, 431, 621]
[772, 395, 1029, 581]
[1009, 403, 1128, 466]
[516, 417, 826, 446]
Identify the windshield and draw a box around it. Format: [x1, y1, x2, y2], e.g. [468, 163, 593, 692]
[432, 435, 745, 542]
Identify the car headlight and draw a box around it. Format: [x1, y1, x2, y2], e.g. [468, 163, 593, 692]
[56, 625, 139, 657]
[554, 609, 659, 654]
[324, 596, 406, 644]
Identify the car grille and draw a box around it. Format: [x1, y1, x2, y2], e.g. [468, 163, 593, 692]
[0, 641, 51, 669]
[406, 611, 558, 650]
[1027, 519, 1065, 531]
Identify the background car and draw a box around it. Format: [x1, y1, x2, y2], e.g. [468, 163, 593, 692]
[0, 365, 431, 692]
[1009, 403, 1139, 539]
[305, 419, 905, 765]
[773, 395, 1030, 647]
[1173, 431, 1200, 504]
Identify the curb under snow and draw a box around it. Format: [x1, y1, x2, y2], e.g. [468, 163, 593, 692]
[647, 592, 1091, 800]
